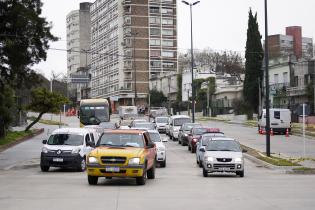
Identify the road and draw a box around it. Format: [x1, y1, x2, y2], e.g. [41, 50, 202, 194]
[1, 136, 315, 210]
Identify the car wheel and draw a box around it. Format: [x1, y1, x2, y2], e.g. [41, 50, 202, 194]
[40, 164, 49, 172]
[77, 157, 86, 172]
[136, 169, 147, 185]
[199, 160, 203, 168]
[191, 147, 195, 153]
[170, 135, 173, 140]
[203, 167, 208, 177]
[238, 170, 244, 177]
[147, 163, 156, 179]
[178, 138, 181, 144]
[160, 159, 166, 168]
[188, 145, 191, 151]
[88, 175, 98, 185]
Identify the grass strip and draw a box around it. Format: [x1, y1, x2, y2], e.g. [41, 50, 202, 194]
[0, 130, 33, 146]
[27, 116, 67, 126]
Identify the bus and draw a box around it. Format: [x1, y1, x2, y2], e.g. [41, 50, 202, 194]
[79, 99, 110, 127]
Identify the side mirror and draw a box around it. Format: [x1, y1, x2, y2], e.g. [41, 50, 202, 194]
[242, 149, 248, 153]
[200, 148, 206, 152]
[42, 140, 47, 144]
[147, 143, 155, 149]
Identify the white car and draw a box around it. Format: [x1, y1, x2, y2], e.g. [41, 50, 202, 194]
[40, 128, 96, 172]
[201, 137, 246, 177]
[169, 115, 191, 141]
[147, 130, 167, 167]
[196, 133, 225, 168]
[154, 116, 169, 133]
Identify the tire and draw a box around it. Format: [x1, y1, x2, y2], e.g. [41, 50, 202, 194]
[40, 164, 49, 172]
[77, 157, 86, 172]
[160, 159, 166, 168]
[203, 167, 208, 177]
[198, 159, 203, 168]
[170, 135, 173, 140]
[106, 177, 112, 179]
[188, 145, 191, 151]
[147, 163, 156, 179]
[191, 147, 195, 153]
[178, 138, 181, 144]
[88, 175, 98, 185]
[238, 170, 244, 177]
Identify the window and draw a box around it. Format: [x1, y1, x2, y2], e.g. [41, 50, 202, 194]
[162, 8, 173, 14]
[150, 28, 160, 36]
[162, 40, 173, 47]
[151, 61, 161, 67]
[274, 111, 280, 119]
[274, 74, 279, 84]
[162, 29, 173, 36]
[149, 17, 160, 24]
[162, 18, 173, 25]
[162, 51, 174, 57]
[162, 61, 175, 68]
[150, 7, 159, 13]
[124, 16, 131, 24]
[283, 72, 288, 84]
[150, 39, 161, 46]
[151, 50, 160, 57]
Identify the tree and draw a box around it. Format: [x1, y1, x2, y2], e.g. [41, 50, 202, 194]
[0, 86, 15, 138]
[194, 77, 216, 112]
[25, 88, 69, 131]
[148, 89, 167, 107]
[0, 0, 58, 89]
[243, 9, 264, 118]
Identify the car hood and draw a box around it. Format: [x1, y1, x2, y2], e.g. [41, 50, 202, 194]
[204, 151, 243, 158]
[154, 142, 165, 149]
[91, 147, 145, 157]
[45, 145, 82, 151]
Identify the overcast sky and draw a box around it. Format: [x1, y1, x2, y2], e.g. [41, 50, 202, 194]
[35, 0, 315, 79]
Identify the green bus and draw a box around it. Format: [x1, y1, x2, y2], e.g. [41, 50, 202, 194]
[79, 99, 110, 127]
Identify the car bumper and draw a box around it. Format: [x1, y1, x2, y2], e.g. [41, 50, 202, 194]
[87, 164, 145, 177]
[173, 132, 179, 138]
[40, 152, 82, 168]
[203, 162, 244, 173]
[156, 151, 166, 161]
[157, 127, 166, 133]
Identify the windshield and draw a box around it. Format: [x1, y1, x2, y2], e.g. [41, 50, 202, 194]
[98, 133, 144, 148]
[193, 128, 207, 135]
[134, 123, 155, 130]
[47, 134, 84, 146]
[181, 123, 200, 131]
[80, 106, 109, 125]
[174, 118, 191, 126]
[99, 122, 116, 129]
[148, 132, 161, 142]
[206, 140, 241, 152]
[156, 117, 168, 123]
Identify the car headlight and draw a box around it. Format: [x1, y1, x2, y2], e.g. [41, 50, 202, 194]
[206, 156, 214, 162]
[184, 133, 188, 137]
[88, 156, 98, 164]
[128, 157, 140, 165]
[235, 157, 242, 163]
[71, 148, 81, 154]
[42, 147, 48, 153]
[157, 147, 165, 152]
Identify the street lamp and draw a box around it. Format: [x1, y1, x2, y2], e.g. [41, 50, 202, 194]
[182, 0, 200, 123]
[264, 0, 271, 157]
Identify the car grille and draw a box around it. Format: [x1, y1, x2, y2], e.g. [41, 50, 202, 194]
[216, 158, 232, 162]
[100, 156, 126, 164]
[100, 169, 126, 174]
[213, 164, 235, 170]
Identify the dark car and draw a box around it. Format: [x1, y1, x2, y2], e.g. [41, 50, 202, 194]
[188, 127, 221, 153]
[178, 123, 202, 146]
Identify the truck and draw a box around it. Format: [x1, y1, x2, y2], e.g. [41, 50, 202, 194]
[149, 107, 168, 118]
[258, 108, 291, 134]
[118, 106, 138, 120]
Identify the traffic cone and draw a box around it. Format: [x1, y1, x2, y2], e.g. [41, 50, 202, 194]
[270, 128, 274, 136]
[262, 128, 266, 135]
[285, 128, 289, 137]
[258, 127, 262, 134]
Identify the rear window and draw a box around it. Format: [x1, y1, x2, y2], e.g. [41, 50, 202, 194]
[174, 118, 191, 126]
[274, 111, 280, 119]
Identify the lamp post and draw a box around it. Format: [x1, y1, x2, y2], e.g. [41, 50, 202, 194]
[182, 0, 200, 123]
[264, 0, 271, 157]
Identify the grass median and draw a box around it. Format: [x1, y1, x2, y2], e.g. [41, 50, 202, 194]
[27, 116, 67, 126]
[0, 130, 33, 146]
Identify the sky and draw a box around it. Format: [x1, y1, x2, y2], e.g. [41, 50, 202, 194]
[35, 0, 315, 79]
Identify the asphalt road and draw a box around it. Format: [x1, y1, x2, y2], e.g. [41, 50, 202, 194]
[1, 135, 315, 210]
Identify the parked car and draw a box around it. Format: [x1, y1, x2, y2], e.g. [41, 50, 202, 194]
[196, 132, 225, 167]
[201, 137, 246, 177]
[40, 128, 96, 172]
[169, 115, 191, 141]
[178, 123, 202, 146]
[86, 129, 157, 185]
[133, 122, 156, 130]
[188, 127, 221, 153]
[154, 116, 169, 133]
[147, 130, 167, 167]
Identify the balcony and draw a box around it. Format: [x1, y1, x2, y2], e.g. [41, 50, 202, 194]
[286, 86, 307, 97]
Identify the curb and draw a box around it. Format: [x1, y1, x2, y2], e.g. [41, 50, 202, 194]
[0, 128, 44, 153]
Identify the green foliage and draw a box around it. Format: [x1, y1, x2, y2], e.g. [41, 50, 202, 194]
[0, 86, 15, 137]
[232, 98, 252, 117]
[306, 82, 314, 113]
[176, 74, 182, 103]
[243, 9, 264, 115]
[193, 77, 216, 111]
[0, 130, 32, 146]
[149, 89, 167, 107]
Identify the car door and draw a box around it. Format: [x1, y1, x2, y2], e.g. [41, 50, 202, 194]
[83, 134, 94, 155]
[144, 132, 155, 168]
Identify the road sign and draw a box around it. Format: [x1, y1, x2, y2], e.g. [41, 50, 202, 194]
[70, 74, 90, 84]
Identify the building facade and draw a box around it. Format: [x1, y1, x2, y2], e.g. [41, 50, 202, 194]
[66, 2, 92, 102]
[149, 72, 177, 102]
[90, 0, 177, 110]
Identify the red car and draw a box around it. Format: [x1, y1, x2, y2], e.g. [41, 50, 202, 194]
[188, 127, 220, 153]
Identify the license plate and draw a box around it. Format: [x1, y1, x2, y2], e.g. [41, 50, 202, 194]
[105, 167, 120, 172]
[53, 158, 63, 162]
[220, 167, 230, 171]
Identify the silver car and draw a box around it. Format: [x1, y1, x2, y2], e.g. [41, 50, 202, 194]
[196, 132, 225, 167]
[201, 137, 246, 177]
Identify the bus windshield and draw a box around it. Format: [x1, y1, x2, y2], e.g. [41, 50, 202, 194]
[80, 106, 109, 125]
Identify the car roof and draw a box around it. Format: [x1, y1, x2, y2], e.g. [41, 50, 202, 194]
[52, 128, 90, 135]
[147, 129, 159, 134]
[208, 137, 236, 141]
[103, 129, 146, 134]
[133, 119, 147, 121]
[170, 115, 190, 119]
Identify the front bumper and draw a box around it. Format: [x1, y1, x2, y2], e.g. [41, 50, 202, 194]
[40, 152, 82, 168]
[157, 127, 166, 133]
[87, 164, 145, 177]
[203, 162, 244, 173]
[172, 132, 179, 139]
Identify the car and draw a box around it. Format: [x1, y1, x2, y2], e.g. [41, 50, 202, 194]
[169, 115, 191, 141]
[201, 137, 246, 177]
[40, 128, 96, 172]
[147, 130, 167, 167]
[133, 122, 156, 130]
[86, 129, 157, 185]
[178, 123, 202, 146]
[196, 132, 225, 167]
[154, 116, 169, 133]
[99, 122, 118, 129]
[129, 119, 147, 127]
[188, 127, 221, 153]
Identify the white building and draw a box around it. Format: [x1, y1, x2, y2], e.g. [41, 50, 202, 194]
[150, 72, 177, 101]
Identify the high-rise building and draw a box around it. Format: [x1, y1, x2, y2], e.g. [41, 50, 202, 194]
[66, 2, 92, 102]
[90, 0, 177, 109]
[267, 26, 313, 60]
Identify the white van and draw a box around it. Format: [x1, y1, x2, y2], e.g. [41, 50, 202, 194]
[118, 106, 138, 120]
[258, 108, 291, 133]
[40, 128, 96, 172]
[169, 115, 191, 140]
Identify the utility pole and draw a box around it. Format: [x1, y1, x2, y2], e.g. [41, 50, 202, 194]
[168, 76, 171, 115]
[207, 82, 210, 117]
[187, 90, 190, 116]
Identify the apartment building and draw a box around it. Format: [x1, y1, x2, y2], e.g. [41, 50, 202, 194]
[90, 0, 177, 109]
[66, 2, 92, 102]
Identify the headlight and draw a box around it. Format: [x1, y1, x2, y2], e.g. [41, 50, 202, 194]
[128, 157, 140, 165]
[157, 147, 165, 152]
[88, 156, 98, 164]
[184, 133, 188, 137]
[206, 157, 214, 162]
[42, 147, 48, 153]
[235, 157, 242, 163]
[71, 148, 81, 154]
[192, 138, 198, 142]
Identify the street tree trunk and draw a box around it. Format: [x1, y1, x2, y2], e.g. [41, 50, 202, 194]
[25, 112, 45, 131]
